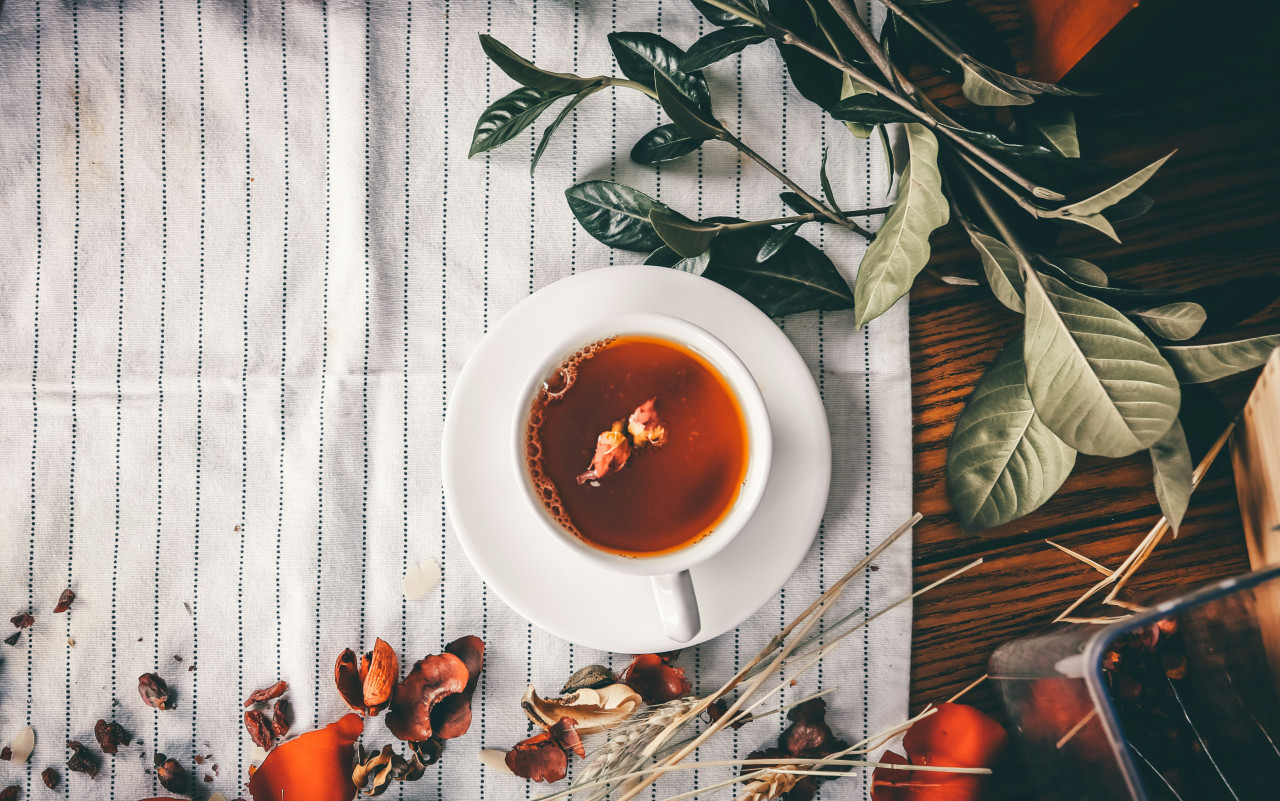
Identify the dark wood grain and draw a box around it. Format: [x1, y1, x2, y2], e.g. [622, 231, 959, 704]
[906, 0, 1280, 790]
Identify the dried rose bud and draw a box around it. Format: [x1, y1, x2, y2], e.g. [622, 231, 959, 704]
[627, 397, 668, 448]
[0, 785, 17, 801]
[2, 632, 18, 647]
[40, 768, 58, 789]
[244, 710, 274, 751]
[576, 422, 631, 485]
[138, 673, 172, 710]
[53, 589, 75, 614]
[65, 741, 98, 779]
[10, 613, 34, 630]
[271, 697, 291, 739]
[94, 719, 131, 755]
[244, 679, 288, 708]
[155, 754, 187, 794]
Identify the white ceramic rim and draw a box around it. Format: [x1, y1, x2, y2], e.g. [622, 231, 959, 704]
[509, 312, 773, 577]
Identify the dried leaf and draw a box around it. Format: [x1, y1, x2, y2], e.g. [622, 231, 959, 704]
[1131, 302, 1206, 341]
[1160, 334, 1280, 383]
[1149, 420, 1193, 534]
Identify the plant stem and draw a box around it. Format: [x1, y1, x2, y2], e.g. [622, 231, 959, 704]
[725, 133, 861, 232]
[872, 0, 968, 64]
[825, 0, 895, 84]
[723, 214, 815, 230]
[603, 76, 659, 100]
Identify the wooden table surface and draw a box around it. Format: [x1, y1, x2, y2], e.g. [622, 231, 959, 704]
[905, 0, 1280, 779]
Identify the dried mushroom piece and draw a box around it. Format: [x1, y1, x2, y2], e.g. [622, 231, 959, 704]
[549, 717, 585, 759]
[65, 741, 98, 779]
[430, 635, 485, 741]
[520, 683, 641, 734]
[385, 653, 468, 742]
[504, 731, 567, 783]
[627, 397, 668, 448]
[336, 638, 398, 716]
[622, 653, 691, 705]
[576, 421, 631, 485]
[138, 673, 173, 710]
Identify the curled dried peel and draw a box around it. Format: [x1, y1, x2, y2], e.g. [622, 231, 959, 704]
[248, 713, 364, 801]
[362, 638, 399, 714]
[520, 682, 641, 734]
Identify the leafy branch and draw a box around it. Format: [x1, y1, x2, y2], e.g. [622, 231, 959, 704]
[468, 0, 1280, 533]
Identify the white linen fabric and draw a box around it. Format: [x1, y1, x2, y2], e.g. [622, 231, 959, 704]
[0, 1, 912, 799]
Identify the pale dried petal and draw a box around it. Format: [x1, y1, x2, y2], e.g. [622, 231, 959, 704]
[402, 558, 442, 602]
[7, 726, 34, 765]
[520, 683, 641, 734]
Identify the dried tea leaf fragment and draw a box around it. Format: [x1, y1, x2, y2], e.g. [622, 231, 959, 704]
[65, 741, 98, 779]
[271, 698, 292, 738]
[352, 744, 397, 797]
[244, 680, 288, 707]
[138, 673, 173, 710]
[40, 768, 58, 789]
[3, 632, 19, 646]
[53, 589, 75, 614]
[10, 613, 34, 630]
[94, 719, 131, 755]
[244, 710, 275, 751]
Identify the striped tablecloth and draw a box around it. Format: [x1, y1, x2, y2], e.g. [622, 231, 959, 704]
[0, 1, 913, 798]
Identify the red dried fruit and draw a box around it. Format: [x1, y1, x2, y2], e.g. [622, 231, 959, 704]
[576, 422, 631, 485]
[0, 747, 10, 761]
[903, 704, 1007, 770]
[622, 653, 691, 704]
[0, 786, 17, 801]
[779, 699, 848, 760]
[10, 613, 33, 630]
[155, 754, 187, 794]
[431, 635, 486, 740]
[53, 589, 75, 614]
[40, 767, 59, 789]
[247, 713, 364, 801]
[871, 749, 985, 801]
[272, 697, 292, 738]
[138, 672, 172, 710]
[386, 652, 468, 742]
[549, 716, 585, 759]
[94, 719, 131, 755]
[245, 710, 275, 751]
[65, 741, 98, 779]
[504, 731, 568, 783]
[244, 680, 289, 707]
[627, 397, 668, 448]
[335, 638, 398, 716]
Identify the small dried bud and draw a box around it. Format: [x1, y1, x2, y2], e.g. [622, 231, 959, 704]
[138, 673, 172, 710]
[244, 710, 274, 751]
[10, 614, 34, 630]
[0, 786, 17, 801]
[155, 754, 187, 794]
[53, 589, 75, 614]
[244, 680, 288, 708]
[40, 767, 59, 789]
[65, 741, 98, 779]
[94, 719, 131, 755]
[271, 698, 291, 739]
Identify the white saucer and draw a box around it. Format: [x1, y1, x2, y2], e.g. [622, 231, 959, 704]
[442, 265, 831, 653]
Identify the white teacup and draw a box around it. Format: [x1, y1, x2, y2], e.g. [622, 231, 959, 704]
[511, 312, 773, 643]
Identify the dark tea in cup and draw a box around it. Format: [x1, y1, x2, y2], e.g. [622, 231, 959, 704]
[525, 335, 749, 557]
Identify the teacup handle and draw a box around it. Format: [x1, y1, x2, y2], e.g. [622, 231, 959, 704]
[650, 571, 701, 643]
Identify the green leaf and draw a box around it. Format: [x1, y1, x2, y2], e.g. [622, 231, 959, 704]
[1131, 302, 1207, 341]
[959, 55, 1094, 107]
[1052, 257, 1109, 287]
[691, 0, 755, 26]
[854, 124, 949, 328]
[1159, 334, 1280, 383]
[819, 148, 842, 214]
[877, 124, 895, 182]
[645, 245, 681, 267]
[964, 225, 1023, 314]
[564, 181, 672, 252]
[945, 126, 1077, 186]
[630, 123, 705, 164]
[530, 85, 602, 174]
[1104, 191, 1155, 223]
[649, 210, 722, 258]
[1019, 102, 1079, 158]
[478, 35, 596, 94]
[607, 32, 712, 110]
[654, 70, 727, 141]
[947, 335, 1077, 531]
[1053, 152, 1176, 217]
[756, 221, 805, 262]
[828, 93, 919, 126]
[645, 245, 712, 274]
[1022, 272, 1181, 457]
[469, 86, 572, 158]
[700, 225, 854, 317]
[1048, 211, 1120, 242]
[780, 192, 823, 217]
[681, 27, 768, 71]
[839, 76, 874, 139]
[769, 0, 845, 110]
[1148, 419, 1192, 534]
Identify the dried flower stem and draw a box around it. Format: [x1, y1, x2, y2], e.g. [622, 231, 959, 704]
[945, 673, 989, 705]
[1055, 709, 1098, 749]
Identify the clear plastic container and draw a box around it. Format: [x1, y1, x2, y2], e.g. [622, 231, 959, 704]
[989, 563, 1280, 801]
